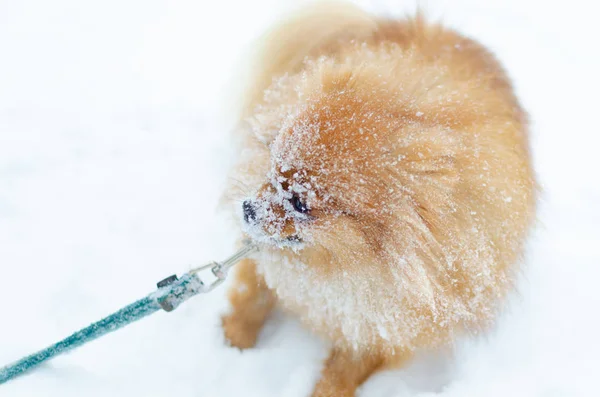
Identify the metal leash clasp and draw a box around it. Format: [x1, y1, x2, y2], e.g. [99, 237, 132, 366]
[188, 261, 226, 292]
[155, 241, 258, 312]
[189, 240, 258, 292]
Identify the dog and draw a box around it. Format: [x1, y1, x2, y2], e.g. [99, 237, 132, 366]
[221, 2, 537, 396]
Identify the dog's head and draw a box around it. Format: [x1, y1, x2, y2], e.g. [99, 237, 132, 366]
[242, 72, 397, 260]
[240, 58, 461, 275]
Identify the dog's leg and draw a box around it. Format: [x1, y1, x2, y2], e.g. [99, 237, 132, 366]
[311, 348, 383, 397]
[222, 258, 276, 349]
[311, 347, 408, 397]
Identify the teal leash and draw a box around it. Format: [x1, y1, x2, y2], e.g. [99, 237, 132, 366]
[0, 242, 257, 386]
[0, 273, 203, 385]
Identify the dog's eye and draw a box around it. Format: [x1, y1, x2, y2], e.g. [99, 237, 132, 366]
[291, 194, 309, 214]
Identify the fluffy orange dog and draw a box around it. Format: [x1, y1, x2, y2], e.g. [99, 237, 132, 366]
[222, 2, 536, 396]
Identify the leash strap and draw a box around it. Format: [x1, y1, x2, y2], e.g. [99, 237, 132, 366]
[0, 273, 204, 385]
[0, 242, 257, 386]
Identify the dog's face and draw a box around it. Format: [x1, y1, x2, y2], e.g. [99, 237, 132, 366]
[241, 83, 415, 267]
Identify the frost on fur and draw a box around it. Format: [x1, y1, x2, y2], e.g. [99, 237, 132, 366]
[226, 23, 536, 355]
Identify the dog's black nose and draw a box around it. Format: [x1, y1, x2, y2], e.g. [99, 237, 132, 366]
[243, 200, 256, 223]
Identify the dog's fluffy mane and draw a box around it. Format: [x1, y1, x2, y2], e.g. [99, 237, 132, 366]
[224, 2, 536, 355]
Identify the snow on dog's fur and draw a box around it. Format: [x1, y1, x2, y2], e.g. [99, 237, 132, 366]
[222, 2, 537, 396]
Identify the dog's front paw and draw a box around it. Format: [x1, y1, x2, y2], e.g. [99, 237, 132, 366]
[221, 312, 262, 350]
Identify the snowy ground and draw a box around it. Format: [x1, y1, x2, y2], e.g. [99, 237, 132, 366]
[1, 1, 599, 396]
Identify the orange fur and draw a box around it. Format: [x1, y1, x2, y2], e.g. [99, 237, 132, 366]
[222, 258, 276, 349]
[222, 2, 537, 395]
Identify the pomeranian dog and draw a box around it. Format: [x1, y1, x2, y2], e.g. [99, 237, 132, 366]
[221, 2, 537, 396]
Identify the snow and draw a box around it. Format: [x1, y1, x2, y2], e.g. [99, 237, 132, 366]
[0, 0, 599, 396]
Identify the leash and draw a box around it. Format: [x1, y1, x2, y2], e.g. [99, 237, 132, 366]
[0, 242, 257, 386]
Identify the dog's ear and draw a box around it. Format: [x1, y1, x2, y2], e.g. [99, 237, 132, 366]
[394, 123, 460, 191]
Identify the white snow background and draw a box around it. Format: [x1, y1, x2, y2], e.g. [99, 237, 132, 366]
[1, 0, 599, 396]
